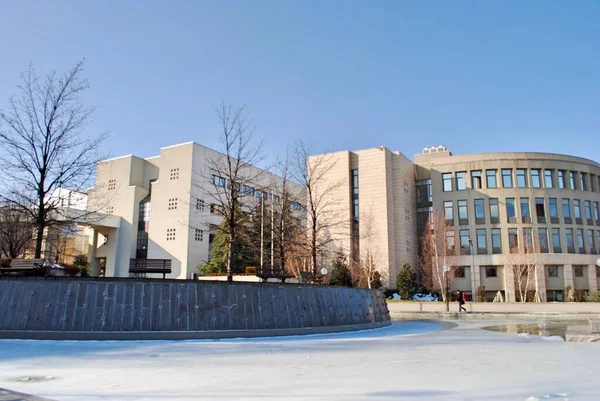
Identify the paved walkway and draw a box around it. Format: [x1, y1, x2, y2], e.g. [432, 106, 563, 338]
[0, 389, 55, 401]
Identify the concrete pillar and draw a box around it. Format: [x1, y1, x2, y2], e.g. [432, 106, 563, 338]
[588, 265, 598, 293]
[104, 228, 119, 277]
[534, 264, 547, 302]
[503, 266, 516, 303]
[88, 229, 101, 277]
[470, 263, 480, 299]
[564, 264, 574, 297]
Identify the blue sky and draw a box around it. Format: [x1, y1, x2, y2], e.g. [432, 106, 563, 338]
[1, 1, 599, 164]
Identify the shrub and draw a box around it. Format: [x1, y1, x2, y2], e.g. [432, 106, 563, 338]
[245, 266, 257, 274]
[62, 264, 80, 277]
[396, 262, 416, 300]
[329, 251, 353, 287]
[585, 291, 600, 302]
[476, 285, 486, 302]
[0, 258, 12, 267]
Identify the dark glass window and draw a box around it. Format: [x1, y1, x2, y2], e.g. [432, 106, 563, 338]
[491, 228, 502, 254]
[485, 267, 497, 278]
[552, 228, 561, 252]
[471, 170, 482, 189]
[577, 229, 585, 250]
[474, 199, 485, 222]
[458, 200, 468, 224]
[502, 169, 513, 188]
[573, 200, 581, 219]
[459, 229, 470, 254]
[538, 228, 549, 253]
[580, 173, 587, 191]
[516, 169, 527, 188]
[506, 198, 516, 221]
[446, 230, 455, 254]
[509, 228, 519, 252]
[584, 201, 592, 220]
[562, 199, 571, 218]
[535, 198, 545, 221]
[566, 228, 575, 252]
[476, 228, 487, 253]
[549, 198, 558, 218]
[486, 170, 497, 189]
[520, 198, 530, 218]
[352, 169, 359, 195]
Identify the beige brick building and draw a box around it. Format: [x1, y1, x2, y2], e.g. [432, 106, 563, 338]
[311, 146, 600, 300]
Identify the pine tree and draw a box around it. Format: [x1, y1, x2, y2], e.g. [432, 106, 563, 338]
[329, 251, 353, 287]
[396, 262, 417, 300]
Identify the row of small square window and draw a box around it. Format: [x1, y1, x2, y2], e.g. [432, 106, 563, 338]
[445, 227, 600, 256]
[442, 169, 600, 192]
[166, 228, 204, 242]
[438, 198, 600, 226]
[452, 265, 595, 279]
[211, 174, 304, 210]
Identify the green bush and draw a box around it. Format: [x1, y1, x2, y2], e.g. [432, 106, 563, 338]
[329, 251, 353, 287]
[396, 262, 416, 300]
[584, 291, 600, 302]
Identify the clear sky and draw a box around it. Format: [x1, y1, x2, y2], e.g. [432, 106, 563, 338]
[1, 1, 599, 164]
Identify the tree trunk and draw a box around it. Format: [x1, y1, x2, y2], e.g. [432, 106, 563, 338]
[34, 221, 45, 259]
[227, 231, 234, 282]
[311, 220, 317, 275]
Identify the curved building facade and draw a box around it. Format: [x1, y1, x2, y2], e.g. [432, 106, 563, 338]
[415, 149, 600, 302]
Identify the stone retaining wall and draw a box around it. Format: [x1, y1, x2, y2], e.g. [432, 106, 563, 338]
[0, 278, 390, 340]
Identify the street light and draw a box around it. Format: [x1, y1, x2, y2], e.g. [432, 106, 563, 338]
[469, 238, 475, 302]
[443, 263, 450, 312]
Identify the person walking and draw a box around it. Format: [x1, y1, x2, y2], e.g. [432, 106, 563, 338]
[457, 290, 467, 313]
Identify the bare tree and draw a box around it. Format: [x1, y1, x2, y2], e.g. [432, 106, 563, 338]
[0, 205, 33, 258]
[419, 211, 459, 302]
[352, 206, 386, 289]
[271, 151, 305, 279]
[0, 61, 107, 259]
[504, 243, 539, 303]
[201, 103, 265, 281]
[292, 141, 345, 275]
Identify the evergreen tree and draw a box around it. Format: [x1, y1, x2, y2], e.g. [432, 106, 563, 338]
[396, 262, 417, 300]
[329, 251, 353, 287]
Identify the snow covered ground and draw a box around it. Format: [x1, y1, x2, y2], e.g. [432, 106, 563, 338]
[0, 320, 598, 401]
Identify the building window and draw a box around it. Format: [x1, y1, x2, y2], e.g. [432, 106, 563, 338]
[352, 169, 359, 195]
[547, 266, 559, 278]
[562, 199, 571, 220]
[509, 228, 519, 253]
[549, 198, 558, 222]
[195, 229, 203, 242]
[552, 228, 561, 253]
[566, 228, 575, 253]
[353, 198, 360, 220]
[476, 228, 487, 254]
[588, 229, 595, 251]
[458, 200, 468, 225]
[485, 267, 497, 278]
[523, 228, 534, 252]
[416, 179, 431, 204]
[530, 169, 541, 188]
[557, 170, 566, 189]
[444, 201, 454, 225]
[591, 175, 597, 192]
[491, 228, 502, 254]
[212, 174, 226, 187]
[243, 185, 255, 196]
[459, 229, 471, 255]
[597, 231, 600, 252]
[170, 168, 179, 180]
[108, 179, 117, 191]
[574, 266, 584, 278]
[166, 228, 176, 241]
[196, 199, 206, 211]
[442, 173, 453, 192]
[291, 202, 303, 211]
[140, 200, 151, 222]
[573, 199, 582, 220]
[569, 171, 576, 190]
[168, 198, 178, 210]
[106, 206, 114, 215]
[446, 230, 455, 255]
[520, 197, 530, 223]
[516, 169, 527, 188]
[580, 173, 587, 191]
[474, 199, 485, 224]
[489, 198, 499, 223]
[210, 203, 223, 215]
[535, 198, 546, 223]
[538, 228, 549, 253]
[506, 198, 516, 223]
[456, 172, 467, 191]
[577, 229, 585, 252]
[502, 169, 513, 188]
[594, 202, 600, 222]
[584, 201, 592, 222]
[454, 266, 466, 278]
[544, 170, 554, 188]
[471, 170, 482, 189]
[254, 190, 263, 199]
[486, 170, 497, 189]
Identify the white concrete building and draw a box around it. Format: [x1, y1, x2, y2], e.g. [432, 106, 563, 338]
[86, 142, 304, 279]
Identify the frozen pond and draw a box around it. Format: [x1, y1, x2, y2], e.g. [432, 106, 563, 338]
[0, 320, 597, 401]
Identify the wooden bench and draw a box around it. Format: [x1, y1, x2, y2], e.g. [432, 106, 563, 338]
[129, 259, 172, 279]
[0, 259, 46, 276]
[298, 271, 323, 285]
[256, 266, 291, 283]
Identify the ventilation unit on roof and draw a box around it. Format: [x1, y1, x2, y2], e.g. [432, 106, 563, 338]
[423, 147, 431, 154]
[437, 145, 447, 152]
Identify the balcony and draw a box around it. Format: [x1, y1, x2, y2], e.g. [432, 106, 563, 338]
[550, 217, 560, 224]
[129, 259, 172, 279]
[576, 218, 583, 225]
[521, 217, 531, 224]
[564, 217, 573, 224]
[537, 217, 547, 224]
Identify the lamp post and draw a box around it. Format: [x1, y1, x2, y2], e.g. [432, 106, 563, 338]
[469, 238, 475, 302]
[443, 263, 450, 312]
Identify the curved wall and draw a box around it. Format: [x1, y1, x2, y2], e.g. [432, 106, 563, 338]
[417, 152, 600, 302]
[0, 278, 390, 340]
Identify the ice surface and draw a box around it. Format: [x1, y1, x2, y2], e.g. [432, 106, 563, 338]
[0, 320, 598, 401]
